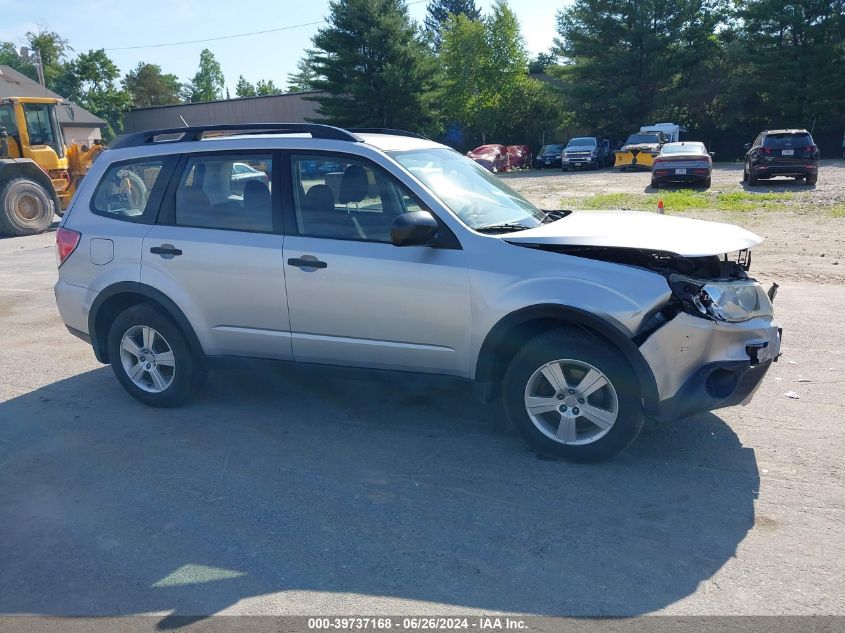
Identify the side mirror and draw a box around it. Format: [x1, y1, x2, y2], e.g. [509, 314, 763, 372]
[709, 151, 716, 157]
[743, 143, 752, 151]
[391, 211, 438, 247]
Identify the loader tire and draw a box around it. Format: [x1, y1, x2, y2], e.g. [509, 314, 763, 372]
[0, 177, 55, 236]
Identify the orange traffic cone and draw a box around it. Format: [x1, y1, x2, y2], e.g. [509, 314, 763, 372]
[657, 198, 665, 214]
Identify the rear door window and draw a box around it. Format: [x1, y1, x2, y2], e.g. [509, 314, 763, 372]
[173, 154, 274, 233]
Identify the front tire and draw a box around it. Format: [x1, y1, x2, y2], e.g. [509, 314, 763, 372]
[0, 177, 55, 236]
[107, 304, 206, 407]
[503, 328, 644, 462]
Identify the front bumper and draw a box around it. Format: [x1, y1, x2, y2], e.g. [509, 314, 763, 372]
[563, 155, 598, 167]
[640, 312, 781, 421]
[535, 156, 562, 168]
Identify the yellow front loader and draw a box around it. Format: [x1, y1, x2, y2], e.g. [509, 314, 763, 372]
[0, 96, 104, 235]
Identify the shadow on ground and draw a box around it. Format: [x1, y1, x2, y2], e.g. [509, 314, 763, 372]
[0, 362, 759, 623]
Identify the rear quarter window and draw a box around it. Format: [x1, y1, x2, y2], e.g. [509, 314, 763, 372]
[91, 157, 174, 222]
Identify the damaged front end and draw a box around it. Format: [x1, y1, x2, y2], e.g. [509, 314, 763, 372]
[523, 242, 782, 421]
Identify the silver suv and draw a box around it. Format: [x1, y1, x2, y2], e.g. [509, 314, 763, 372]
[54, 124, 781, 461]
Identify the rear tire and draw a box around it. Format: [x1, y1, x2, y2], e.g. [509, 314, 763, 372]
[107, 304, 206, 407]
[806, 173, 817, 185]
[650, 179, 659, 189]
[502, 328, 644, 462]
[703, 176, 712, 189]
[0, 177, 55, 236]
[748, 168, 759, 186]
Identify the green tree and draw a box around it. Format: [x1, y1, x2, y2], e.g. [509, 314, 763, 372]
[309, 0, 440, 131]
[286, 51, 321, 92]
[440, 1, 565, 145]
[0, 42, 38, 81]
[55, 49, 130, 140]
[727, 0, 845, 133]
[553, 0, 725, 136]
[424, 0, 481, 49]
[25, 27, 71, 90]
[123, 62, 182, 108]
[235, 75, 256, 97]
[255, 79, 282, 95]
[184, 48, 225, 102]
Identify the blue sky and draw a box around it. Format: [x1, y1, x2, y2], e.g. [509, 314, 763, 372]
[1, 0, 562, 94]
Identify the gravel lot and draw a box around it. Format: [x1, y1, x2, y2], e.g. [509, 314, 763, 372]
[0, 163, 843, 621]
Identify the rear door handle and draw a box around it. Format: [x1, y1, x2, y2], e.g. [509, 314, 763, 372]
[287, 256, 327, 269]
[150, 244, 182, 258]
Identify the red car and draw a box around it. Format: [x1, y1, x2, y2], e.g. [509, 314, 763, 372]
[506, 145, 531, 170]
[466, 144, 510, 172]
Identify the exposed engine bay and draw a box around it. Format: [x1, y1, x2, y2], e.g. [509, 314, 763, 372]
[519, 243, 752, 281]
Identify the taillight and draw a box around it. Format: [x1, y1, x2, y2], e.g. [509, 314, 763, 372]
[653, 158, 664, 166]
[56, 227, 81, 267]
[760, 147, 773, 155]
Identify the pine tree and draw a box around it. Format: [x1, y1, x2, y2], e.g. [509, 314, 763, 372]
[309, 0, 439, 131]
[554, 0, 724, 136]
[424, 0, 481, 49]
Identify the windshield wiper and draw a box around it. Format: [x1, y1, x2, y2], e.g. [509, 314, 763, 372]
[541, 210, 569, 223]
[475, 222, 533, 234]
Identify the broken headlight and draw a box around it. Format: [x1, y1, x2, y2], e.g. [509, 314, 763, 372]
[669, 275, 773, 323]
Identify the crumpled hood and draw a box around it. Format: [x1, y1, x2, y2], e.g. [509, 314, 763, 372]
[503, 210, 763, 257]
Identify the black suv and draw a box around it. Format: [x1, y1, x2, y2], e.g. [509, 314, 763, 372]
[743, 129, 820, 186]
[533, 144, 564, 169]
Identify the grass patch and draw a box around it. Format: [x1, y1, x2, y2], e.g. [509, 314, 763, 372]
[831, 204, 845, 218]
[571, 190, 794, 213]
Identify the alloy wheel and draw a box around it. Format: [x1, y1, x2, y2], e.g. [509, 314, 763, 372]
[523, 359, 619, 446]
[119, 325, 176, 393]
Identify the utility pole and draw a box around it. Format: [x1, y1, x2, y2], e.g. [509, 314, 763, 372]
[19, 47, 45, 86]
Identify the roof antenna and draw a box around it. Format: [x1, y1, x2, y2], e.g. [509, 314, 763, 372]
[179, 115, 189, 128]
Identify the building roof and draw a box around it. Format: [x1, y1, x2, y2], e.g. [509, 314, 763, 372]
[0, 65, 107, 128]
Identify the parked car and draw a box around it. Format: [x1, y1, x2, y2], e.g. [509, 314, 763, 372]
[651, 141, 713, 189]
[230, 161, 270, 195]
[506, 145, 531, 170]
[54, 123, 781, 462]
[562, 137, 612, 171]
[533, 143, 564, 169]
[743, 129, 819, 186]
[467, 144, 509, 173]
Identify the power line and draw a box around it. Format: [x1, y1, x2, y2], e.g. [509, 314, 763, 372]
[97, 0, 429, 52]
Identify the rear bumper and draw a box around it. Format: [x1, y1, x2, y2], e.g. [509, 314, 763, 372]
[653, 171, 710, 183]
[755, 163, 818, 177]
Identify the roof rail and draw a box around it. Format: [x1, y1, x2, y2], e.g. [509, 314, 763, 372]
[110, 123, 362, 149]
[348, 128, 430, 140]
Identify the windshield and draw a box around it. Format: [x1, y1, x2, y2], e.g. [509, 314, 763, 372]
[540, 144, 563, 154]
[567, 137, 597, 147]
[626, 133, 660, 144]
[391, 148, 545, 230]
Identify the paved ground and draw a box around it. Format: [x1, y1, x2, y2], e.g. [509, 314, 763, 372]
[0, 166, 843, 622]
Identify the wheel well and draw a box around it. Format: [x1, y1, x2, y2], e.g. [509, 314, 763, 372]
[0, 160, 61, 211]
[89, 285, 204, 364]
[475, 307, 659, 409]
[91, 292, 152, 362]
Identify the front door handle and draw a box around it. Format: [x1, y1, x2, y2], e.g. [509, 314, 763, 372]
[150, 244, 182, 258]
[288, 256, 327, 269]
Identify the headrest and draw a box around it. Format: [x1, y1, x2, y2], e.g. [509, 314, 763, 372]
[339, 164, 370, 204]
[303, 184, 335, 212]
